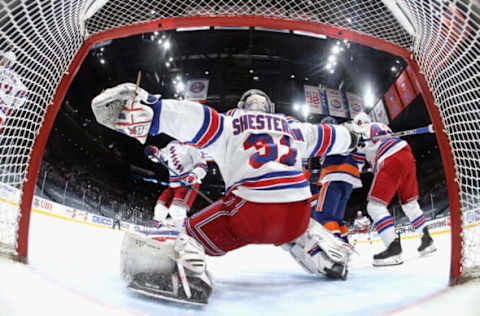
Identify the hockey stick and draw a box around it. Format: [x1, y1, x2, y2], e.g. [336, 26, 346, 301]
[155, 157, 214, 204]
[131, 70, 142, 109]
[361, 124, 434, 143]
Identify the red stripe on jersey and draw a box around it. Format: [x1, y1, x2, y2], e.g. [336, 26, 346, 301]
[314, 124, 332, 157]
[196, 109, 220, 148]
[241, 174, 306, 189]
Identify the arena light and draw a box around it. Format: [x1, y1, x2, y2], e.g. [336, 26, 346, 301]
[302, 105, 310, 118]
[163, 40, 171, 50]
[176, 81, 185, 92]
[364, 87, 375, 110]
[332, 45, 341, 54]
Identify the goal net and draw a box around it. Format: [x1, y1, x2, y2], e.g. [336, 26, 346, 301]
[0, 0, 478, 283]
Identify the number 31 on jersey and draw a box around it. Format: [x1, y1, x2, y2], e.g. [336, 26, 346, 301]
[243, 133, 297, 169]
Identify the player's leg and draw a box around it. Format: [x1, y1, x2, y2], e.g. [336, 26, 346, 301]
[184, 183, 200, 213]
[367, 159, 403, 266]
[186, 195, 310, 255]
[153, 187, 173, 226]
[333, 182, 353, 244]
[312, 182, 342, 239]
[397, 149, 436, 255]
[169, 186, 192, 230]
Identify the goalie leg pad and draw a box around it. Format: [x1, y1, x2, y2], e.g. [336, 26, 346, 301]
[121, 230, 213, 305]
[285, 220, 353, 280]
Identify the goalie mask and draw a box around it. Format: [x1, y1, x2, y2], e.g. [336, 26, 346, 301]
[237, 89, 275, 113]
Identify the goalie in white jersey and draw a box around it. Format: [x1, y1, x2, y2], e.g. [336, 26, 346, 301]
[92, 84, 360, 304]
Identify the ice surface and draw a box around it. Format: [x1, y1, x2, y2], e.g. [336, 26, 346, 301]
[0, 211, 478, 316]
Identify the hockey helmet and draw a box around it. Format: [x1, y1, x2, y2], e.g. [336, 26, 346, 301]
[0, 51, 16, 67]
[353, 112, 371, 127]
[357, 210, 363, 217]
[237, 89, 275, 113]
[320, 116, 338, 125]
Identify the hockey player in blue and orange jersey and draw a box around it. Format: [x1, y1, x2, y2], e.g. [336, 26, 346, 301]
[311, 116, 365, 245]
[360, 121, 436, 266]
[91, 84, 362, 302]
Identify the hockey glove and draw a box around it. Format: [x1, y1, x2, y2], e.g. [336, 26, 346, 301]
[343, 122, 363, 152]
[91, 82, 154, 144]
[144, 145, 163, 163]
[181, 172, 199, 186]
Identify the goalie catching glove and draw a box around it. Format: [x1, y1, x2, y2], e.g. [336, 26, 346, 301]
[91, 83, 159, 144]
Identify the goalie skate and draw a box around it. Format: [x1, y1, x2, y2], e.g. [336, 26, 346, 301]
[127, 268, 212, 306]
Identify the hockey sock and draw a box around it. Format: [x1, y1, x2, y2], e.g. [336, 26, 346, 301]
[401, 200, 426, 235]
[367, 201, 396, 247]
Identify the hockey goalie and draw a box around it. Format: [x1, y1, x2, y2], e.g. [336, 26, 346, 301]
[92, 82, 361, 305]
[120, 225, 213, 305]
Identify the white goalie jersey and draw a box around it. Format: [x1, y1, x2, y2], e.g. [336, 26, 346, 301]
[148, 99, 353, 203]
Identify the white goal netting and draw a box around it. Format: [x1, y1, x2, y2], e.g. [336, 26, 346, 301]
[0, 0, 479, 281]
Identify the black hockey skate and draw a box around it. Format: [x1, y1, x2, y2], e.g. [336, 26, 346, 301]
[127, 270, 212, 305]
[418, 227, 437, 256]
[373, 237, 403, 267]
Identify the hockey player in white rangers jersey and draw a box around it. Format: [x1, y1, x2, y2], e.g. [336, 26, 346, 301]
[0, 51, 27, 129]
[145, 140, 208, 229]
[92, 84, 361, 304]
[352, 210, 372, 245]
[359, 122, 436, 266]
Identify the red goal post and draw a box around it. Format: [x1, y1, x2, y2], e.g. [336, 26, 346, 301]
[0, 0, 477, 284]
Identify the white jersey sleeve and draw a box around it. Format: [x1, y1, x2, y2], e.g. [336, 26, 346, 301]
[291, 122, 353, 158]
[149, 100, 352, 203]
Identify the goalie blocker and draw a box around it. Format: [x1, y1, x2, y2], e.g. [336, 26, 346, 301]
[120, 227, 213, 305]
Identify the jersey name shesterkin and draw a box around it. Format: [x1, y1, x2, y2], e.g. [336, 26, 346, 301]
[149, 99, 352, 203]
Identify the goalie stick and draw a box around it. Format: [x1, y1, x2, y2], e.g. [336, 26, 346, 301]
[361, 124, 434, 143]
